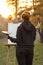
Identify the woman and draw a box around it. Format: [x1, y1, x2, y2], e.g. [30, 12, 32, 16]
[8, 11, 36, 65]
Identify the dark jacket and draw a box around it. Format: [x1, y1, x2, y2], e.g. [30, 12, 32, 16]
[8, 20, 36, 46]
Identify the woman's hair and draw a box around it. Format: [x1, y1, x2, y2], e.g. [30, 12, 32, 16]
[22, 11, 30, 20]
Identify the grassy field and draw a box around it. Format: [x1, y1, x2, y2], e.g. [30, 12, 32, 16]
[0, 39, 43, 65]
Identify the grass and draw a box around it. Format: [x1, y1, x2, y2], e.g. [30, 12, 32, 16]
[33, 41, 43, 65]
[0, 39, 43, 65]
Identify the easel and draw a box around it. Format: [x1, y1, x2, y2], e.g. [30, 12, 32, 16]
[5, 43, 17, 65]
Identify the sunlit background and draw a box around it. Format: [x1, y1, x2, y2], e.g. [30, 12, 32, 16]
[0, 0, 40, 20]
[0, 0, 34, 19]
[0, 0, 15, 18]
[0, 0, 43, 43]
[0, 0, 32, 19]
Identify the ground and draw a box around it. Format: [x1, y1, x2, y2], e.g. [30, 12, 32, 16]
[0, 34, 43, 65]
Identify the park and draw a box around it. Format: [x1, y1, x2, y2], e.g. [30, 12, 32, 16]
[0, 0, 43, 65]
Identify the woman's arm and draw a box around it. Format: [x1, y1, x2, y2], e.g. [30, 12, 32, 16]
[8, 26, 22, 44]
[8, 35, 17, 42]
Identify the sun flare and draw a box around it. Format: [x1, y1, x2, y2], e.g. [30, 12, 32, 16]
[0, 0, 15, 18]
[0, 0, 33, 19]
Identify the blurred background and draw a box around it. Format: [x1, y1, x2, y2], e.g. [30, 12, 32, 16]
[0, 0, 43, 30]
[0, 0, 43, 40]
[0, 0, 43, 65]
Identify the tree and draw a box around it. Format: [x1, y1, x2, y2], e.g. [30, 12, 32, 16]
[33, 0, 43, 43]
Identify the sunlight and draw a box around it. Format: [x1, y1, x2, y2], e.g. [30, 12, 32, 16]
[18, 0, 33, 7]
[0, 0, 33, 19]
[0, 0, 15, 18]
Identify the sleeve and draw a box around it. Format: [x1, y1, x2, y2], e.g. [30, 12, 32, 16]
[32, 26, 36, 41]
[8, 35, 17, 42]
[8, 26, 22, 44]
[16, 27, 22, 44]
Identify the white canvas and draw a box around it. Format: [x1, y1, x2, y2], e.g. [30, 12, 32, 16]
[8, 22, 21, 44]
